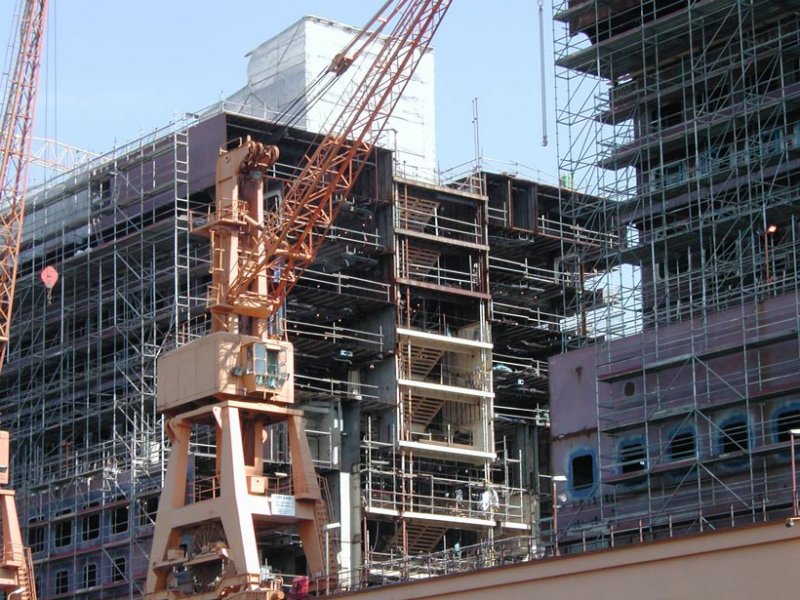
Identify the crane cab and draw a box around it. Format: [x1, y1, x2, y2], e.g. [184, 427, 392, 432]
[156, 332, 295, 413]
[241, 341, 289, 393]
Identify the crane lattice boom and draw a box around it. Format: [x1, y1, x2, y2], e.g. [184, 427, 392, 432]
[0, 2, 48, 600]
[0, 0, 48, 370]
[147, 3, 453, 598]
[213, 0, 452, 326]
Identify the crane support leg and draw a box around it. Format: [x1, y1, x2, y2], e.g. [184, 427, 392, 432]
[0, 436, 36, 599]
[145, 365, 330, 599]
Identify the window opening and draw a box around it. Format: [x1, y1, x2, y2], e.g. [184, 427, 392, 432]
[55, 570, 69, 595]
[620, 441, 646, 473]
[721, 419, 749, 453]
[670, 430, 695, 460]
[112, 556, 127, 582]
[776, 409, 800, 442]
[83, 563, 98, 589]
[572, 454, 594, 489]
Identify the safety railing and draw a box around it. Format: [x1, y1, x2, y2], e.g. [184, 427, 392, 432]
[362, 467, 527, 525]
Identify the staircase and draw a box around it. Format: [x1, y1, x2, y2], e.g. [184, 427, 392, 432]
[405, 246, 441, 279]
[387, 522, 446, 557]
[402, 393, 443, 429]
[404, 346, 445, 380]
[399, 346, 445, 430]
[398, 197, 439, 232]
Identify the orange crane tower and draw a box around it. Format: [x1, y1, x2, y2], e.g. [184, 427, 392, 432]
[145, 2, 451, 599]
[0, 1, 49, 599]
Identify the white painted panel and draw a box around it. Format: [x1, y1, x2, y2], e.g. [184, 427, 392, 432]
[228, 15, 437, 175]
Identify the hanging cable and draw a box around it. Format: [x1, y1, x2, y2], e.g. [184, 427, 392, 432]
[539, 0, 548, 146]
[269, 0, 404, 133]
[472, 97, 481, 169]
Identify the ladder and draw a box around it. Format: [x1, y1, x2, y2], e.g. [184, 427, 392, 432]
[16, 548, 36, 600]
[172, 124, 192, 345]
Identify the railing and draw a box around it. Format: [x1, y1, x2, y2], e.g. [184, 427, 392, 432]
[294, 374, 381, 404]
[15, 435, 155, 489]
[489, 255, 563, 287]
[25, 114, 196, 201]
[306, 490, 793, 595]
[558, 480, 796, 557]
[294, 268, 392, 303]
[597, 297, 800, 375]
[407, 426, 475, 448]
[395, 204, 483, 245]
[398, 260, 481, 292]
[302, 536, 545, 595]
[539, 214, 617, 249]
[598, 354, 800, 429]
[326, 223, 382, 249]
[492, 353, 548, 377]
[400, 314, 489, 343]
[191, 473, 293, 503]
[439, 157, 562, 194]
[493, 302, 562, 331]
[286, 319, 384, 350]
[192, 474, 220, 502]
[365, 535, 538, 578]
[494, 404, 551, 427]
[362, 467, 527, 525]
[398, 363, 490, 390]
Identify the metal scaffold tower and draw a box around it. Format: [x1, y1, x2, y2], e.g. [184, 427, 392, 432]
[552, 0, 800, 552]
[2, 117, 199, 597]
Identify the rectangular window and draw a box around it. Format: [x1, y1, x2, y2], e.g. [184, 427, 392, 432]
[247, 344, 285, 388]
[662, 161, 685, 187]
[571, 454, 594, 490]
[111, 505, 129, 535]
[54, 518, 72, 548]
[55, 570, 69, 595]
[254, 343, 267, 374]
[112, 556, 127, 582]
[28, 521, 46, 553]
[82, 563, 98, 589]
[82, 510, 100, 541]
[138, 496, 159, 527]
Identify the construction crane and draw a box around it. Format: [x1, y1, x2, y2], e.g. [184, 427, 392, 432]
[145, 1, 451, 599]
[0, 1, 49, 599]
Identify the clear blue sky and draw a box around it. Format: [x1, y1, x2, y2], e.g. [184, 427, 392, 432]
[4, 1, 559, 182]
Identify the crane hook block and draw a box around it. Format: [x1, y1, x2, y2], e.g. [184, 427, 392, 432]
[328, 52, 354, 75]
[240, 140, 280, 175]
[40, 265, 59, 289]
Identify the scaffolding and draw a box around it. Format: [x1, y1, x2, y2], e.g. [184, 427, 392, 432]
[553, 0, 800, 553]
[356, 176, 505, 564]
[0, 79, 611, 595]
[0, 115, 198, 597]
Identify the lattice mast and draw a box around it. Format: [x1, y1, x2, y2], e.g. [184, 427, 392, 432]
[146, 3, 451, 600]
[0, 0, 47, 370]
[0, 2, 48, 600]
